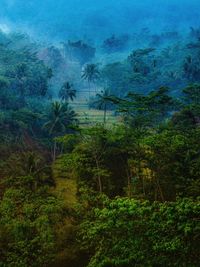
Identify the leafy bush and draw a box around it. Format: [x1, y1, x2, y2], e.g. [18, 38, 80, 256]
[79, 197, 200, 267]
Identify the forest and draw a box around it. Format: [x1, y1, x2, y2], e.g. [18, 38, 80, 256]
[0, 2, 200, 266]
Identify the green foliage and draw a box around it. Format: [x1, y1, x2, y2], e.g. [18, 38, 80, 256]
[1, 27, 200, 267]
[79, 197, 200, 267]
[109, 87, 178, 128]
[0, 175, 64, 267]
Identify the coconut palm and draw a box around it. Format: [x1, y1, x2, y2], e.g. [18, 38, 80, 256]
[95, 89, 111, 124]
[43, 101, 77, 160]
[59, 82, 76, 102]
[44, 101, 77, 135]
[81, 63, 100, 94]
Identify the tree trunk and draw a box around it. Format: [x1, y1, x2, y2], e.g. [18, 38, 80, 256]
[156, 178, 165, 202]
[88, 81, 91, 97]
[53, 141, 57, 161]
[127, 170, 132, 198]
[95, 157, 102, 193]
[97, 174, 102, 193]
[103, 104, 107, 124]
[153, 173, 165, 202]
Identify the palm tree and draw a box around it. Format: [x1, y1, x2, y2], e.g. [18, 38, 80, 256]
[59, 82, 76, 102]
[43, 101, 77, 160]
[95, 89, 111, 124]
[81, 64, 100, 94]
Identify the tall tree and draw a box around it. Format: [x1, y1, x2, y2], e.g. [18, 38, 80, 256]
[15, 63, 28, 102]
[43, 101, 77, 160]
[109, 87, 177, 128]
[81, 64, 100, 94]
[95, 89, 111, 124]
[59, 82, 76, 102]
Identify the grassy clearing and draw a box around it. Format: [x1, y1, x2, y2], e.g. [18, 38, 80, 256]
[71, 102, 119, 126]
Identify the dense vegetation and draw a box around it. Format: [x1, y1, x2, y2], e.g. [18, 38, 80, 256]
[0, 28, 200, 267]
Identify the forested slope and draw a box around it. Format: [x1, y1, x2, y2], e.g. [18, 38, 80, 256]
[0, 29, 199, 267]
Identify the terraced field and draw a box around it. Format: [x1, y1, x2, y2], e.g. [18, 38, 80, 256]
[73, 104, 117, 125]
[70, 91, 119, 126]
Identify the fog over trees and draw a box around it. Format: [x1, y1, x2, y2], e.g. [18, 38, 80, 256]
[0, 1, 200, 267]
